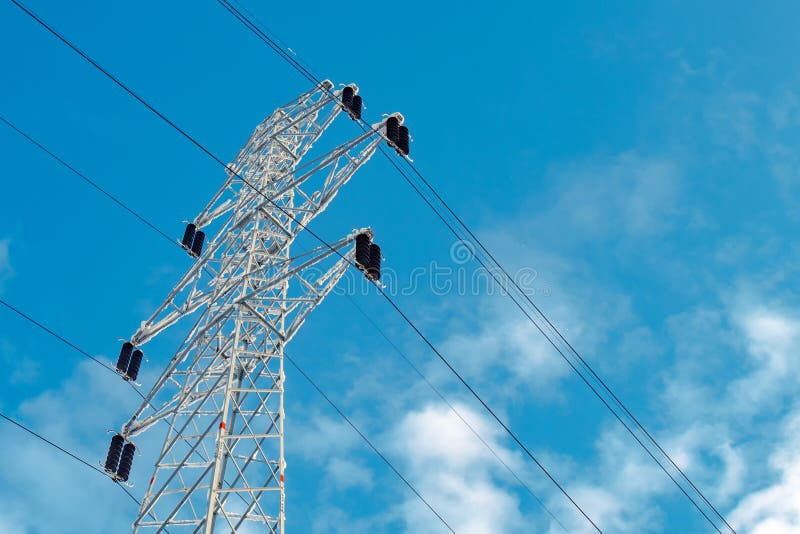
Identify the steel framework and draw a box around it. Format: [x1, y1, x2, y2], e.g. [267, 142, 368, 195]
[113, 81, 398, 532]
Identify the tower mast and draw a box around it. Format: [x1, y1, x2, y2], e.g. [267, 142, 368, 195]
[103, 81, 402, 532]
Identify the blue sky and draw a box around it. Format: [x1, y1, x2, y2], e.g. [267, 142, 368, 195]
[1, 1, 800, 532]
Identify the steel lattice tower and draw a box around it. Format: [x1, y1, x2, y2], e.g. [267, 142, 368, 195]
[106, 81, 402, 532]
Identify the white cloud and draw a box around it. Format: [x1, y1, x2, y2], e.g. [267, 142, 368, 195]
[288, 412, 375, 495]
[291, 413, 360, 462]
[310, 504, 389, 534]
[551, 426, 669, 534]
[542, 152, 683, 239]
[722, 306, 800, 415]
[704, 90, 761, 154]
[529, 289, 800, 534]
[433, 242, 635, 403]
[0, 360, 149, 533]
[0, 238, 13, 290]
[643, 297, 800, 530]
[616, 326, 663, 371]
[738, 307, 800, 375]
[439, 302, 571, 402]
[324, 456, 374, 491]
[390, 402, 531, 533]
[730, 408, 800, 532]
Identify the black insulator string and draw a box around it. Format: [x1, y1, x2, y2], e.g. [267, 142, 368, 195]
[0, 411, 147, 510]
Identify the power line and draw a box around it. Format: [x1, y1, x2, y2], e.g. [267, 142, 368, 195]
[1, 108, 567, 532]
[344, 294, 571, 533]
[0, 115, 177, 247]
[7, 1, 597, 530]
[211, 2, 734, 532]
[0, 410, 168, 528]
[0, 411, 143, 506]
[285, 353, 455, 533]
[0, 297, 163, 411]
[373, 279, 601, 532]
[401, 161, 733, 533]
[0, 298, 118, 375]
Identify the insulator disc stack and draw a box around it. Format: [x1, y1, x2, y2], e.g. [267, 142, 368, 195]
[190, 230, 205, 257]
[367, 243, 381, 281]
[104, 434, 125, 473]
[350, 95, 363, 120]
[397, 126, 410, 155]
[355, 233, 371, 270]
[127, 349, 143, 381]
[341, 86, 354, 110]
[116, 442, 136, 482]
[386, 116, 400, 146]
[181, 223, 196, 250]
[116, 342, 133, 375]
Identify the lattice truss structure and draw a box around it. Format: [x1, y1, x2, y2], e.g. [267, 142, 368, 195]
[111, 81, 400, 533]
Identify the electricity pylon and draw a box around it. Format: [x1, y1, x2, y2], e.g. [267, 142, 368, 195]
[105, 81, 401, 532]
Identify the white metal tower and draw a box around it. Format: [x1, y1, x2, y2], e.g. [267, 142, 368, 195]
[105, 81, 400, 532]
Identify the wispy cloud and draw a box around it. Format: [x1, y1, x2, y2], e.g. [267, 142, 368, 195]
[0, 238, 13, 292]
[730, 406, 800, 532]
[540, 152, 683, 240]
[390, 402, 530, 533]
[0, 360, 149, 532]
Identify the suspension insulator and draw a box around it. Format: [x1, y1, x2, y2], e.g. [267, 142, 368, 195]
[386, 117, 400, 145]
[190, 230, 205, 257]
[127, 349, 143, 381]
[397, 126, 410, 156]
[367, 243, 381, 281]
[355, 233, 371, 270]
[350, 95, 363, 120]
[181, 223, 196, 251]
[104, 434, 125, 473]
[342, 86, 354, 110]
[116, 442, 136, 482]
[116, 342, 133, 375]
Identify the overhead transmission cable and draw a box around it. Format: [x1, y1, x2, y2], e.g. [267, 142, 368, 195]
[345, 294, 571, 534]
[0, 112, 568, 532]
[0, 296, 156, 407]
[284, 353, 455, 533]
[212, 2, 734, 532]
[0, 116, 176, 248]
[6, 1, 597, 530]
[0, 411, 150, 515]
